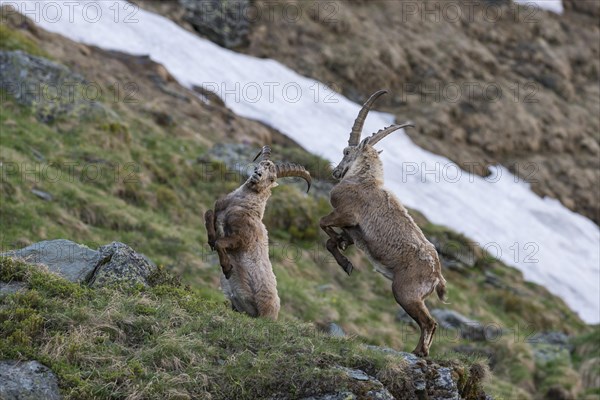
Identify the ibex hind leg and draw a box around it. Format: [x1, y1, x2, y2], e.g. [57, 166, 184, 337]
[393, 280, 437, 357]
[256, 296, 280, 321]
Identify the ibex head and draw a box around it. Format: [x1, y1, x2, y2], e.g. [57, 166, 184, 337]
[250, 146, 312, 192]
[332, 90, 414, 180]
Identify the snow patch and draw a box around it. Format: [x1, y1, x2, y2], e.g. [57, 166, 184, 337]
[513, 0, 563, 14]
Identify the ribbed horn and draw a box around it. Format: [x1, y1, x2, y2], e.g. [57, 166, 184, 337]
[349, 89, 388, 146]
[276, 163, 312, 193]
[253, 145, 272, 162]
[367, 122, 415, 147]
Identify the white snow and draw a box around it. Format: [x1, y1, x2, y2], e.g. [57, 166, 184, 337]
[3, 0, 598, 323]
[513, 0, 564, 14]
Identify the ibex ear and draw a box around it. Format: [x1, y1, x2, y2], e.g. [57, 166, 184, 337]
[358, 137, 370, 150]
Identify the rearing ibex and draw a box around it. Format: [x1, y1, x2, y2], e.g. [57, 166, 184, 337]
[320, 90, 447, 357]
[205, 146, 311, 320]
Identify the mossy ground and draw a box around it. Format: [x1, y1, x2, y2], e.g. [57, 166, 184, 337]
[0, 20, 598, 399]
[0, 257, 433, 399]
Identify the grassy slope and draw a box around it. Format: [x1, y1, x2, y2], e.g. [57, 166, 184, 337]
[0, 19, 597, 399]
[1, 257, 420, 400]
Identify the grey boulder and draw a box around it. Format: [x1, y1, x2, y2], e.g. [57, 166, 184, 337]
[88, 242, 156, 288]
[0, 361, 61, 400]
[1, 239, 100, 283]
[431, 309, 503, 341]
[1, 240, 156, 288]
[0, 50, 114, 122]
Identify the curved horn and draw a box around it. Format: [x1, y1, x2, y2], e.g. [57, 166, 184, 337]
[276, 163, 312, 193]
[367, 122, 415, 147]
[253, 145, 272, 162]
[349, 89, 388, 146]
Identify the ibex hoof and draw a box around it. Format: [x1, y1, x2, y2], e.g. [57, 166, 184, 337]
[343, 261, 354, 276]
[412, 348, 429, 358]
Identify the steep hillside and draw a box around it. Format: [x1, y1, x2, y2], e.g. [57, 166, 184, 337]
[139, 0, 600, 224]
[1, 7, 599, 399]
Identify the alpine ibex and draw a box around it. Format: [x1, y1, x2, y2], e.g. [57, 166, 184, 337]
[320, 90, 447, 357]
[205, 146, 311, 320]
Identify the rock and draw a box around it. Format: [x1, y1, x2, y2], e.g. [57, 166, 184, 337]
[428, 367, 460, 400]
[31, 188, 52, 201]
[201, 142, 256, 175]
[300, 367, 394, 399]
[179, 0, 252, 49]
[483, 271, 505, 289]
[316, 283, 335, 292]
[369, 347, 427, 392]
[1, 240, 157, 289]
[88, 242, 156, 288]
[0, 360, 61, 400]
[429, 237, 478, 271]
[527, 331, 572, 350]
[431, 309, 502, 341]
[0, 281, 27, 296]
[339, 367, 370, 381]
[301, 393, 356, 400]
[365, 346, 461, 398]
[396, 307, 418, 328]
[1, 239, 101, 283]
[337, 367, 394, 400]
[527, 332, 573, 364]
[327, 322, 345, 337]
[0, 50, 114, 122]
[531, 344, 570, 364]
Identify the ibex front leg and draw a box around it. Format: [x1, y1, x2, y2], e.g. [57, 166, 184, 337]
[204, 210, 217, 250]
[213, 235, 242, 279]
[320, 210, 357, 275]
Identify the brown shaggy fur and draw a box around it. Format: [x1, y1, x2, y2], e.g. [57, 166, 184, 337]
[320, 138, 447, 357]
[205, 160, 281, 320]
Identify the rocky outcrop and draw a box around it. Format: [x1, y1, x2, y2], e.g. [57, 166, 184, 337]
[1, 240, 156, 288]
[301, 367, 394, 400]
[179, 0, 252, 49]
[0, 361, 61, 400]
[431, 309, 503, 342]
[1, 239, 101, 283]
[88, 242, 156, 288]
[0, 50, 114, 122]
[0, 281, 27, 296]
[366, 346, 464, 399]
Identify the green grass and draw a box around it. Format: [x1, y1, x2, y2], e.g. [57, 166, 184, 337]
[0, 257, 432, 399]
[0, 22, 48, 57]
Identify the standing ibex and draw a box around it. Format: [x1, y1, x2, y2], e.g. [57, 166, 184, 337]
[205, 146, 311, 320]
[320, 90, 447, 357]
